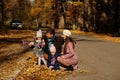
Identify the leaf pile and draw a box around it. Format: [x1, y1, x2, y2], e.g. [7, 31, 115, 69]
[15, 63, 68, 80]
[15, 56, 89, 80]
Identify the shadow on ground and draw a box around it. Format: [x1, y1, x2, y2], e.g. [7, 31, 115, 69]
[0, 35, 33, 64]
[75, 39, 104, 42]
[0, 36, 33, 48]
[0, 48, 30, 63]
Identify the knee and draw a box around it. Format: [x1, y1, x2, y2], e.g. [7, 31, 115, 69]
[44, 53, 48, 60]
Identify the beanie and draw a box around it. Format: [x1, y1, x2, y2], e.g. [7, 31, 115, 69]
[36, 29, 42, 37]
[63, 29, 71, 37]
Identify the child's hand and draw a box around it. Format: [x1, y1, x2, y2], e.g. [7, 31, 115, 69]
[29, 42, 34, 46]
[28, 42, 35, 48]
[22, 40, 28, 48]
[61, 55, 64, 58]
[41, 39, 45, 46]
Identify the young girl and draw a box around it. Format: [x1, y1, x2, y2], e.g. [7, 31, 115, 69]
[29, 29, 47, 66]
[57, 29, 78, 70]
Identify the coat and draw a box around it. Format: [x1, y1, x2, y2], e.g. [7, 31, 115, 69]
[42, 35, 64, 55]
[62, 42, 78, 69]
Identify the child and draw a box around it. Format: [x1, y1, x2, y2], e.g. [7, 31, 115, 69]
[29, 29, 47, 66]
[47, 44, 60, 70]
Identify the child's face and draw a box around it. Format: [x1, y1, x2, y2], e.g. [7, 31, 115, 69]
[36, 37, 42, 43]
[37, 37, 41, 40]
[51, 52, 55, 56]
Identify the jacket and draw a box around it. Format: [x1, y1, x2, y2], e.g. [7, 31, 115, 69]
[42, 35, 64, 55]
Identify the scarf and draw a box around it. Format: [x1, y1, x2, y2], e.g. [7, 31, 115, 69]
[48, 36, 55, 48]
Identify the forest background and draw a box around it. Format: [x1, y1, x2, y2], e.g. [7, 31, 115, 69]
[0, 0, 120, 36]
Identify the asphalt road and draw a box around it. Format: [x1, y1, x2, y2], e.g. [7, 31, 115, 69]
[64, 33, 120, 80]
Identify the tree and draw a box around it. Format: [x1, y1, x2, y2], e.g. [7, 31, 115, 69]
[113, 0, 120, 36]
[0, 0, 4, 27]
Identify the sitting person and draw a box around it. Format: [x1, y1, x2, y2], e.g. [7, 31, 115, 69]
[42, 28, 64, 69]
[57, 29, 78, 70]
[47, 44, 60, 70]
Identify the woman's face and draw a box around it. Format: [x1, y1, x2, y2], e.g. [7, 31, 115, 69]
[62, 34, 67, 40]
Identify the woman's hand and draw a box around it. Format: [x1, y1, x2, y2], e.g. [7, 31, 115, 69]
[61, 55, 64, 58]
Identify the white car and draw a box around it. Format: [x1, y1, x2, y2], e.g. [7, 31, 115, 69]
[10, 19, 23, 29]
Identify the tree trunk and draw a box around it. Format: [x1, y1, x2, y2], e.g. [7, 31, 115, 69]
[0, 0, 4, 27]
[113, 0, 120, 33]
[59, 16, 64, 29]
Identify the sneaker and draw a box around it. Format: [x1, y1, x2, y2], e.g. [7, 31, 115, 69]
[49, 66, 54, 69]
[59, 66, 66, 70]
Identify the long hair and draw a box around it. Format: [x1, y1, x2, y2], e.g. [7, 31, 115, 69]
[63, 36, 76, 53]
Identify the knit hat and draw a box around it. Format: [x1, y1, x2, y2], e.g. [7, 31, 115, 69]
[36, 29, 42, 37]
[63, 29, 71, 37]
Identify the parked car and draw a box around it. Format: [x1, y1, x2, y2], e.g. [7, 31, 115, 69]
[10, 19, 23, 29]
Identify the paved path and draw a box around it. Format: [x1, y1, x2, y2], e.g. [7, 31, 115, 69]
[65, 33, 120, 80]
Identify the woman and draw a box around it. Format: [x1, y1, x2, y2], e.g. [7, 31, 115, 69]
[57, 29, 78, 70]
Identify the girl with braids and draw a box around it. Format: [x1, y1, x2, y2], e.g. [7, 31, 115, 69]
[57, 29, 78, 70]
